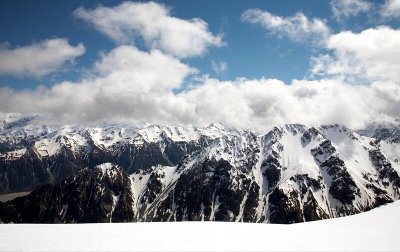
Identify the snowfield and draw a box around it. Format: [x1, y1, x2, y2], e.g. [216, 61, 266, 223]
[0, 201, 399, 251]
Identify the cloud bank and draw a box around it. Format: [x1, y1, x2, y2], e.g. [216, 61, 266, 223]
[74, 1, 222, 58]
[0, 40, 399, 129]
[0, 46, 193, 123]
[0, 38, 85, 77]
[0, 2, 399, 130]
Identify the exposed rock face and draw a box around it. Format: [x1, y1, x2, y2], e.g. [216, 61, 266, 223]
[1, 118, 400, 224]
[0, 122, 207, 193]
[0, 163, 133, 223]
[358, 121, 400, 143]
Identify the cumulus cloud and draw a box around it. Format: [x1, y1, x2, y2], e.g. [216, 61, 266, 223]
[0, 46, 194, 123]
[311, 26, 400, 83]
[241, 9, 330, 44]
[182, 78, 400, 129]
[0, 5, 399, 130]
[0, 43, 398, 129]
[381, 0, 400, 19]
[330, 0, 371, 20]
[0, 38, 85, 77]
[73, 1, 222, 58]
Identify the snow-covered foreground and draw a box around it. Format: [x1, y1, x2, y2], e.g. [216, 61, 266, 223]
[1, 201, 399, 252]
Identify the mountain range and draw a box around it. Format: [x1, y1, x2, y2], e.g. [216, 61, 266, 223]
[0, 115, 399, 223]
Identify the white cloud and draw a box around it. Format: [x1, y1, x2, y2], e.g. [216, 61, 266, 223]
[0, 38, 85, 77]
[182, 78, 400, 129]
[330, 0, 371, 20]
[311, 26, 400, 83]
[211, 61, 227, 75]
[241, 9, 330, 44]
[74, 1, 222, 58]
[0, 44, 398, 130]
[381, 0, 400, 19]
[0, 46, 194, 123]
[1, 10, 399, 131]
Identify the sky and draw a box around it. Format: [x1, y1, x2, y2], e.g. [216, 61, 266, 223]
[0, 0, 399, 129]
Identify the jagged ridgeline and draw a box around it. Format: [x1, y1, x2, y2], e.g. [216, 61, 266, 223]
[0, 115, 400, 223]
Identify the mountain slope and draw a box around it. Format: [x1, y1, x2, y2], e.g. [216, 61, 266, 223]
[0, 119, 215, 193]
[129, 124, 400, 223]
[0, 163, 133, 223]
[1, 118, 399, 224]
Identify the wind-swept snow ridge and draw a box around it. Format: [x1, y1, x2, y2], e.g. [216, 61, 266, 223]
[0, 201, 399, 251]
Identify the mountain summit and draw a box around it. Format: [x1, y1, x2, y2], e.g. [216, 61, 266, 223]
[0, 118, 399, 223]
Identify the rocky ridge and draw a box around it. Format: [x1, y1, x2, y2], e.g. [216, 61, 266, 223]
[0, 116, 399, 223]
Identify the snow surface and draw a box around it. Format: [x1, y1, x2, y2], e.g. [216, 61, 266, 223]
[0, 201, 399, 251]
[381, 140, 400, 173]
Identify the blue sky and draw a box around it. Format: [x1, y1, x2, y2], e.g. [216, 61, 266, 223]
[0, 0, 399, 128]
